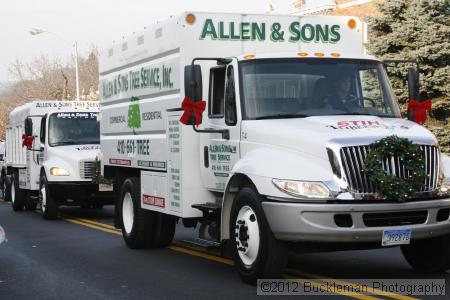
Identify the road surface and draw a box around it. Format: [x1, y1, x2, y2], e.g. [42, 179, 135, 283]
[0, 201, 448, 299]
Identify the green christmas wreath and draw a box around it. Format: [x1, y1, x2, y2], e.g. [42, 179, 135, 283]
[362, 136, 426, 201]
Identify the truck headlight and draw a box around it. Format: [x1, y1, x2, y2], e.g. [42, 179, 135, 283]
[272, 179, 330, 199]
[50, 167, 70, 176]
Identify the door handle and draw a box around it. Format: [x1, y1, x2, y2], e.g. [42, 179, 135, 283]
[204, 146, 209, 168]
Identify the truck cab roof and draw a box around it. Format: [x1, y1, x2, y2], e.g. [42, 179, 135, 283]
[235, 52, 377, 61]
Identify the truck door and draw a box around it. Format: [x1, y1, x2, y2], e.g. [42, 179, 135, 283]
[38, 116, 47, 168]
[200, 61, 241, 191]
[22, 116, 43, 190]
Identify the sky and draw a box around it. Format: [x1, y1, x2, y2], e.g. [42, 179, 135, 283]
[0, 0, 332, 84]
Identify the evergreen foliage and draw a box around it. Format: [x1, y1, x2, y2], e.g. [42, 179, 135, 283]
[367, 0, 450, 103]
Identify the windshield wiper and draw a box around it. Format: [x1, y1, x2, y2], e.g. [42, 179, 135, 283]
[333, 112, 374, 116]
[255, 114, 308, 120]
[333, 112, 399, 118]
[79, 141, 100, 145]
[50, 141, 76, 146]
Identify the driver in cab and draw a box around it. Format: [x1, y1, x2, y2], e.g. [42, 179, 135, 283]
[323, 76, 359, 111]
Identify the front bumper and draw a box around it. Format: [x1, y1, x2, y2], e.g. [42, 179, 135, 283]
[262, 198, 450, 243]
[48, 182, 114, 204]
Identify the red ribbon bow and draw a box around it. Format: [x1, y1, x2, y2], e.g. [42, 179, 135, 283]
[179, 96, 206, 126]
[22, 134, 34, 149]
[407, 99, 432, 125]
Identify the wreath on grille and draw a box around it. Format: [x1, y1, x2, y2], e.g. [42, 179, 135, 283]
[362, 136, 426, 201]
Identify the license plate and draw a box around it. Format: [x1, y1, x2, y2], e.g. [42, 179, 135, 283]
[382, 229, 411, 246]
[99, 183, 113, 192]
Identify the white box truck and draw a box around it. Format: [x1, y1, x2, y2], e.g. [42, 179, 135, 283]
[99, 12, 450, 283]
[5, 100, 113, 219]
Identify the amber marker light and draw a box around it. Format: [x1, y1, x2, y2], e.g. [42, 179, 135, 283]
[297, 52, 308, 57]
[348, 18, 357, 29]
[330, 53, 341, 57]
[186, 13, 196, 25]
[243, 54, 255, 59]
[314, 53, 325, 57]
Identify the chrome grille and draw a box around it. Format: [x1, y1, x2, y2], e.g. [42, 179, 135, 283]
[340, 145, 440, 194]
[79, 161, 96, 179]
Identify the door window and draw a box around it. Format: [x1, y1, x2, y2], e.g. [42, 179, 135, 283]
[225, 66, 237, 125]
[209, 67, 226, 117]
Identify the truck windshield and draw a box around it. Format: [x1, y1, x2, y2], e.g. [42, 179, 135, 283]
[240, 59, 401, 120]
[48, 112, 99, 146]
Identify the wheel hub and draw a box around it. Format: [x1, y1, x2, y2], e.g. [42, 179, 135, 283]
[234, 205, 260, 266]
[238, 224, 249, 244]
[11, 181, 15, 204]
[122, 192, 134, 235]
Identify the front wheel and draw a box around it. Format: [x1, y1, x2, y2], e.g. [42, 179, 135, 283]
[230, 187, 287, 285]
[401, 234, 450, 272]
[39, 175, 58, 220]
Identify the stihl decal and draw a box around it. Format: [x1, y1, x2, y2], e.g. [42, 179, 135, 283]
[75, 145, 100, 151]
[143, 194, 165, 208]
[327, 120, 390, 130]
[109, 158, 132, 166]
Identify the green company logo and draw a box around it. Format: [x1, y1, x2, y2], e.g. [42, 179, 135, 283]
[200, 19, 341, 44]
[128, 96, 141, 134]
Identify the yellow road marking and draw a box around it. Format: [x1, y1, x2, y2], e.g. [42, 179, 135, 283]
[63, 217, 121, 236]
[286, 269, 419, 300]
[167, 245, 234, 266]
[62, 214, 416, 300]
[284, 276, 383, 300]
[60, 214, 120, 232]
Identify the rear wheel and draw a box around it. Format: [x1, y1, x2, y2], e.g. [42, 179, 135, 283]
[93, 203, 104, 209]
[39, 174, 58, 220]
[120, 177, 155, 249]
[230, 187, 287, 285]
[25, 191, 38, 211]
[11, 172, 26, 211]
[151, 212, 176, 248]
[401, 234, 450, 272]
[3, 177, 11, 202]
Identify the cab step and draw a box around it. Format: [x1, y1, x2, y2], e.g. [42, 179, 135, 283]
[177, 238, 221, 254]
[191, 203, 221, 220]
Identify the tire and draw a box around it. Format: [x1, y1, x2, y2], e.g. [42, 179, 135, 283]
[39, 174, 58, 220]
[11, 172, 26, 211]
[401, 234, 450, 273]
[120, 177, 155, 249]
[3, 177, 11, 202]
[151, 212, 176, 248]
[25, 191, 38, 211]
[230, 187, 287, 285]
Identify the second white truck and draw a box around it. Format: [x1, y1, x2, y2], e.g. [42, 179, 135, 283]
[99, 12, 450, 283]
[5, 100, 113, 219]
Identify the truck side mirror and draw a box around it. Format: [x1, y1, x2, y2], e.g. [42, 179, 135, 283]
[183, 64, 203, 126]
[24, 118, 33, 137]
[407, 67, 419, 101]
[184, 64, 203, 101]
[40, 116, 46, 144]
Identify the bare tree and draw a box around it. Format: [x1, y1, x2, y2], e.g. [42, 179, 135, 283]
[0, 48, 100, 139]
